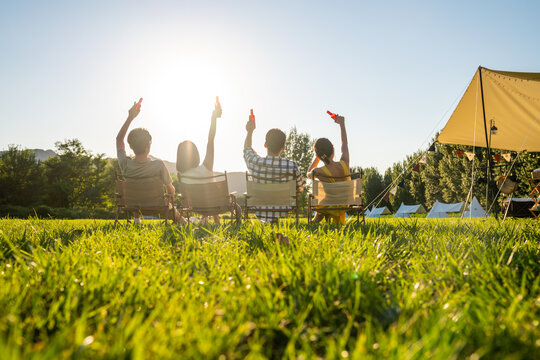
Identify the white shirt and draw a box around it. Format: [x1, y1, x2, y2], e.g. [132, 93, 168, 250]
[180, 165, 220, 184]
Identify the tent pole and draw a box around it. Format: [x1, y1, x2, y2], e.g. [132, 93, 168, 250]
[478, 66, 492, 211]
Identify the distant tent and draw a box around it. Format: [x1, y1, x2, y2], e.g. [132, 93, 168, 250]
[462, 196, 488, 218]
[393, 203, 426, 218]
[437, 67, 540, 152]
[426, 200, 464, 218]
[366, 206, 391, 218]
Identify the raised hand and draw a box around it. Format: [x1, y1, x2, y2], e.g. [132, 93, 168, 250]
[117, 101, 141, 150]
[334, 115, 345, 126]
[213, 96, 222, 118]
[128, 101, 141, 120]
[212, 106, 222, 119]
[246, 116, 256, 132]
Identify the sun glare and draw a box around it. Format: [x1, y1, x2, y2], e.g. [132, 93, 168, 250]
[135, 54, 248, 167]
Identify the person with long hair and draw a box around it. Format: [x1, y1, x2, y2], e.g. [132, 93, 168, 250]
[176, 101, 222, 224]
[307, 113, 350, 224]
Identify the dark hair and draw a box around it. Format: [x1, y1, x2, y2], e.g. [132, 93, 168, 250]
[127, 128, 152, 155]
[265, 128, 286, 154]
[314, 138, 334, 164]
[176, 141, 200, 173]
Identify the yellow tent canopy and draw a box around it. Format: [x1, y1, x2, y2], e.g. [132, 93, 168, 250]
[437, 67, 540, 152]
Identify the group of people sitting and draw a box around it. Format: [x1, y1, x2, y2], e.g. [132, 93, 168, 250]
[116, 99, 351, 225]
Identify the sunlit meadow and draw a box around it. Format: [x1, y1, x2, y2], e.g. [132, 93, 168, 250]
[0, 218, 538, 359]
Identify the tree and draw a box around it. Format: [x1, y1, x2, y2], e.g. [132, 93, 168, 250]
[385, 162, 415, 211]
[358, 167, 385, 209]
[0, 145, 44, 206]
[421, 143, 444, 208]
[437, 145, 472, 204]
[80, 156, 116, 207]
[281, 127, 313, 175]
[281, 127, 314, 213]
[43, 139, 115, 208]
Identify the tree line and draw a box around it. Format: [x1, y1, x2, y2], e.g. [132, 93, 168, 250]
[1, 133, 539, 214]
[0, 140, 116, 208]
[283, 129, 540, 213]
[371, 142, 539, 212]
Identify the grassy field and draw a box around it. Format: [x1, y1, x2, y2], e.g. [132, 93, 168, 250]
[0, 218, 538, 359]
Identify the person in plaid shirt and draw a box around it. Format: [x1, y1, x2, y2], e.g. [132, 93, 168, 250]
[243, 115, 305, 223]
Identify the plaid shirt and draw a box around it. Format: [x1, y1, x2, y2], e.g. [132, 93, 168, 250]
[244, 147, 305, 222]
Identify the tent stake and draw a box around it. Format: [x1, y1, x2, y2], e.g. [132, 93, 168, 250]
[478, 66, 492, 211]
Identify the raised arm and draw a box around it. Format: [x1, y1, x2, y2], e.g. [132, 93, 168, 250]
[335, 115, 349, 164]
[244, 116, 256, 150]
[116, 102, 140, 150]
[202, 105, 221, 171]
[306, 156, 320, 180]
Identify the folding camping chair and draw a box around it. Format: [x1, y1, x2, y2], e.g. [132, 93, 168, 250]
[115, 174, 176, 227]
[497, 176, 518, 220]
[243, 172, 300, 225]
[308, 172, 364, 224]
[177, 172, 241, 225]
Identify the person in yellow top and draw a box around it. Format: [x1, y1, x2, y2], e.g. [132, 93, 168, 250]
[307, 113, 350, 224]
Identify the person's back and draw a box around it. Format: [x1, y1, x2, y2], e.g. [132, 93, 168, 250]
[176, 100, 232, 224]
[243, 118, 304, 223]
[176, 100, 222, 185]
[118, 151, 171, 184]
[316, 158, 350, 183]
[116, 101, 183, 224]
[307, 113, 350, 224]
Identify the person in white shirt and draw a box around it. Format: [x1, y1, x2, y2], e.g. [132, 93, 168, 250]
[176, 101, 222, 224]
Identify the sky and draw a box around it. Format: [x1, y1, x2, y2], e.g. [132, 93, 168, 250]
[1, 0, 539, 173]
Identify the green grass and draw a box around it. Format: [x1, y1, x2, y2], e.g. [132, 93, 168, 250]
[0, 218, 538, 359]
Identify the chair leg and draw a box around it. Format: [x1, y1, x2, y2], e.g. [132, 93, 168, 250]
[231, 200, 241, 225]
[362, 206, 365, 224]
[307, 196, 312, 224]
[230, 199, 234, 226]
[244, 197, 248, 221]
[237, 203, 242, 225]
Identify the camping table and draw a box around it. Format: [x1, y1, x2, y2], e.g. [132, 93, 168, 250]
[502, 198, 535, 218]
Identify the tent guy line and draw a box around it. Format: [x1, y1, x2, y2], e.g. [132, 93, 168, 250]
[368, 66, 540, 216]
[364, 78, 472, 212]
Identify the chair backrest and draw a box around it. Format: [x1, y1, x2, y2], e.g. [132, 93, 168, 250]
[178, 172, 230, 209]
[311, 177, 362, 206]
[226, 171, 247, 195]
[245, 172, 297, 207]
[497, 176, 517, 194]
[117, 178, 168, 208]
